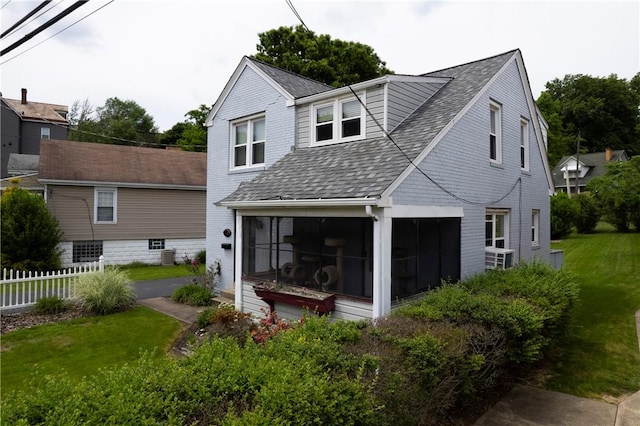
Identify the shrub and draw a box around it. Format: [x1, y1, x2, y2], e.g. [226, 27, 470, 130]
[195, 249, 206, 264]
[0, 185, 63, 271]
[573, 192, 600, 233]
[196, 304, 254, 345]
[74, 268, 136, 315]
[172, 284, 212, 306]
[550, 192, 577, 239]
[34, 296, 67, 314]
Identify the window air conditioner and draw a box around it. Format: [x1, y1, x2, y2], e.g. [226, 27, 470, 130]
[485, 248, 515, 270]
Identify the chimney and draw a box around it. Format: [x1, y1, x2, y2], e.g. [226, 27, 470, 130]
[605, 147, 613, 162]
[21, 88, 27, 104]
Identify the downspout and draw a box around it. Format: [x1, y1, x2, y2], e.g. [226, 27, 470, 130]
[365, 205, 378, 221]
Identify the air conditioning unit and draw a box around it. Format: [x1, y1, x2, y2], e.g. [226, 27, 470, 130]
[485, 248, 514, 270]
[160, 249, 176, 266]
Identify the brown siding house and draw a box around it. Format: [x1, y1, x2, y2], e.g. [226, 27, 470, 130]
[39, 139, 206, 266]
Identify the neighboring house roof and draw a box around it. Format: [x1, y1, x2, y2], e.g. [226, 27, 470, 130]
[0, 173, 44, 192]
[7, 153, 39, 176]
[552, 150, 629, 189]
[206, 56, 333, 126]
[221, 50, 533, 205]
[39, 140, 206, 188]
[3, 97, 68, 123]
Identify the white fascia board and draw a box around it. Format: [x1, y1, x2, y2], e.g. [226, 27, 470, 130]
[205, 57, 295, 127]
[220, 197, 378, 209]
[388, 205, 464, 218]
[39, 179, 205, 191]
[382, 53, 519, 200]
[514, 52, 555, 192]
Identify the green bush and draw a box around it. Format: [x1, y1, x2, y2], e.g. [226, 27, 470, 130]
[34, 296, 67, 314]
[172, 284, 212, 306]
[573, 192, 600, 233]
[551, 192, 577, 239]
[195, 249, 206, 264]
[1, 185, 63, 271]
[74, 268, 136, 315]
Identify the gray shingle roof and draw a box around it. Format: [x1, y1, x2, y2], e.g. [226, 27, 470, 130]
[248, 57, 333, 98]
[221, 50, 518, 204]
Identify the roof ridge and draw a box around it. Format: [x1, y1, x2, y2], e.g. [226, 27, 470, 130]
[245, 55, 334, 89]
[421, 49, 519, 76]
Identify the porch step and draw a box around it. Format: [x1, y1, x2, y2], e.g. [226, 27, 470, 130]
[213, 286, 235, 306]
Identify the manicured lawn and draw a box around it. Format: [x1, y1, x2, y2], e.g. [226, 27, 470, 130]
[547, 225, 640, 399]
[0, 306, 182, 398]
[119, 263, 200, 282]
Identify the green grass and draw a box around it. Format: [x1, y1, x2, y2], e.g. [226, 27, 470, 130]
[119, 263, 200, 282]
[0, 306, 182, 398]
[547, 224, 640, 399]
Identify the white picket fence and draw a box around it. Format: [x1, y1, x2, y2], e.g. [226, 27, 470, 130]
[0, 256, 105, 311]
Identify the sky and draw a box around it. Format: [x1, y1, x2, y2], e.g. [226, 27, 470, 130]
[1, 0, 638, 132]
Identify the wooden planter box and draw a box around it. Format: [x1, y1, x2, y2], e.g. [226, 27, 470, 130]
[253, 285, 336, 315]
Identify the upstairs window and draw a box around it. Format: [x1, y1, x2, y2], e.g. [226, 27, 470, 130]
[520, 117, 529, 170]
[531, 210, 540, 246]
[489, 101, 502, 163]
[232, 116, 265, 169]
[312, 96, 365, 145]
[95, 188, 117, 224]
[41, 127, 50, 139]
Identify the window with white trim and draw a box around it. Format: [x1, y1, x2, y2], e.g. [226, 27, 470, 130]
[312, 96, 365, 145]
[531, 210, 540, 246]
[489, 101, 502, 163]
[485, 210, 509, 249]
[232, 115, 265, 169]
[41, 127, 50, 139]
[520, 117, 529, 170]
[95, 188, 117, 223]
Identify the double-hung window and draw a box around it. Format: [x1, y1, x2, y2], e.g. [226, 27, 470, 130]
[485, 210, 509, 249]
[40, 127, 50, 139]
[313, 96, 364, 144]
[520, 117, 529, 170]
[232, 116, 265, 169]
[531, 210, 540, 246]
[95, 188, 117, 224]
[489, 101, 502, 163]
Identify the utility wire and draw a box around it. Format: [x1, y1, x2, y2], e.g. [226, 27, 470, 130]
[1, 0, 12, 10]
[2, 0, 62, 40]
[1, 0, 114, 64]
[1, 1, 88, 56]
[1, 0, 51, 39]
[285, 0, 521, 206]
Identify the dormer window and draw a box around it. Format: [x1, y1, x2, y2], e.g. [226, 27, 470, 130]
[312, 95, 365, 145]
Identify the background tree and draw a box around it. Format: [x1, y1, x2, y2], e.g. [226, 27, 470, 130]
[69, 97, 159, 146]
[1, 184, 63, 271]
[587, 156, 640, 232]
[573, 193, 600, 234]
[160, 104, 211, 152]
[253, 25, 393, 87]
[537, 73, 640, 166]
[550, 192, 577, 239]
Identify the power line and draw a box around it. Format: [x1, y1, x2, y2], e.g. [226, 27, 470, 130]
[1, 1, 89, 57]
[284, 0, 521, 206]
[1, 0, 12, 10]
[1, 0, 51, 39]
[2, 0, 63, 40]
[1, 0, 114, 64]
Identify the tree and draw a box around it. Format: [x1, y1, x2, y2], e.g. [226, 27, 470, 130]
[1, 184, 63, 271]
[160, 104, 211, 152]
[550, 192, 577, 239]
[587, 156, 640, 232]
[573, 193, 599, 234]
[253, 25, 393, 87]
[537, 73, 640, 166]
[69, 97, 159, 146]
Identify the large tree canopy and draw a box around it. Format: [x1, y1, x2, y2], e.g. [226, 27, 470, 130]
[69, 97, 159, 146]
[160, 104, 211, 152]
[537, 73, 640, 166]
[253, 25, 393, 87]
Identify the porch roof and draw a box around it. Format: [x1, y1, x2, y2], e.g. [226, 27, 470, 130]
[220, 50, 518, 206]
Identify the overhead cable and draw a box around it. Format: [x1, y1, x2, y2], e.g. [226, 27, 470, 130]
[1, 0, 52, 39]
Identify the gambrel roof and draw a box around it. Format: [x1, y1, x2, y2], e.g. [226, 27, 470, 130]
[39, 140, 206, 189]
[220, 50, 551, 206]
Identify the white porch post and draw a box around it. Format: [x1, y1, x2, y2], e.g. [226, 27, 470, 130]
[234, 211, 243, 309]
[372, 211, 392, 318]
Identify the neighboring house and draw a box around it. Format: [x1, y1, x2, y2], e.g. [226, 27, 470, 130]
[206, 49, 554, 321]
[38, 139, 207, 267]
[1, 88, 69, 178]
[552, 148, 630, 195]
[0, 172, 45, 197]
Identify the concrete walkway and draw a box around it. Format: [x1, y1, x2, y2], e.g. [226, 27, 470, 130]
[138, 296, 204, 324]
